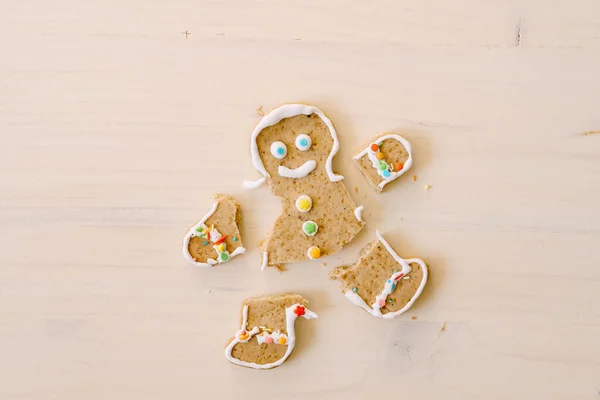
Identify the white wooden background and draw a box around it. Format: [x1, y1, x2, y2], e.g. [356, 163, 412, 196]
[1, 1, 599, 399]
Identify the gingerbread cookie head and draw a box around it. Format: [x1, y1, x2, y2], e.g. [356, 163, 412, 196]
[353, 133, 413, 192]
[247, 104, 343, 195]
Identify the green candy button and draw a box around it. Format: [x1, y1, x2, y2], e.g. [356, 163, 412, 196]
[379, 162, 387, 170]
[220, 253, 229, 262]
[302, 221, 318, 236]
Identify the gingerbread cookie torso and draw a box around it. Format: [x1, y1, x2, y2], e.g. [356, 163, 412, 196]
[330, 231, 428, 319]
[245, 104, 364, 269]
[224, 293, 318, 369]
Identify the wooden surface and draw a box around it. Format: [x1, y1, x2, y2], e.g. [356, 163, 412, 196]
[1, 1, 599, 399]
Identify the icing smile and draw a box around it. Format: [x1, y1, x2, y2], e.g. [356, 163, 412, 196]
[278, 160, 317, 178]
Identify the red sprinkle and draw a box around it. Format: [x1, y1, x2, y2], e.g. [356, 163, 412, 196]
[213, 234, 228, 245]
[294, 305, 305, 317]
[370, 143, 379, 152]
[394, 274, 404, 281]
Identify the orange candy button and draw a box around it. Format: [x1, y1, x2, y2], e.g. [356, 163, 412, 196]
[376, 152, 384, 160]
[370, 143, 378, 152]
[395, 162, 404, 171]
[278, 337, 287, 345]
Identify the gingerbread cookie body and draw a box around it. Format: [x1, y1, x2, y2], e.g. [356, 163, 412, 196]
[354, 133, 413, 192]
[246, 104, 364, 269]
[330, 231, 427, 319]
[182, 194, 245, 266]
[224, 293, 317, 369]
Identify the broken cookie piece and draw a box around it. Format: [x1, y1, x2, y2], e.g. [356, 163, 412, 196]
[224, 293, 318, 369]
[182, 194, 245, 266]
[330, 230, 427, 319]
[353, 133, 413, 192]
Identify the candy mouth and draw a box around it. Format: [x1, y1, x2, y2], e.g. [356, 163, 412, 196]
[278, 160, 317, 178]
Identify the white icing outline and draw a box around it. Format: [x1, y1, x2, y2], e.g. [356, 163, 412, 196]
[353, 134, 413, 190]
[249, 104, 344, 185]
[260, 251, 268, 271]
[182, 201, 246, 267]
[343, 230, 427, 319]
[243, 177, 266, 190]
[354, 205, 364, 222]
[224, 303, 318, 369]
[278, 160, 317, 179]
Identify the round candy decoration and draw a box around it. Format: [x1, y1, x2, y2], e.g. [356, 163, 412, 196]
[270, 141, 287, 159]
[307, 246, 321, 259]
[295, 195, 312, 213]
[295, 134, 312, 151]
[302, 221, 318, 236]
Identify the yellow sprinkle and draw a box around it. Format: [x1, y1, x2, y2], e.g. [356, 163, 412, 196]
[413, 175, 417, 182]
[425, 185, 431, 190]
[216, 243, 225, 252]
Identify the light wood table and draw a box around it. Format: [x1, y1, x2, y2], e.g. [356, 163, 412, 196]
[1, 1, 599, 398]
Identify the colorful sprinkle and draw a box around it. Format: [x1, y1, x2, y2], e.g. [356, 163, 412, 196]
[202, 241, 209, 245]
[294, 305, 306, 317]
[264, 336, 274, 344]
[195, 226, 203, 232]
[377, 142, 383, 147]
[376, 152, 384, 160]
[302, 220, 318, 236]
[352, 287, 357, 293]
[388, 299, 393, 303]
[370, 143, 379, 152]
[382, 170, 391, 178]
[295, 195, 312, 213]
[216, 243, 225, 252]
[220, 252, 229, 262]
[307, 246, 321, 259]
[395, 162, 404, 171]
[239, 331, 249, 341]
[213, 234, 227, 245]
[233, 237, 238, 242]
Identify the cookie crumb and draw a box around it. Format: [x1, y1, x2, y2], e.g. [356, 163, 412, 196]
[354, 186, 358, 192]
[321, 262, 328, 267]
[207, 289, 213, 295]
[411, 316, 417, 320]
[257, 106, 265, 116]
[425, 185, 431, 191]
[583, 130, 600, 136]
[413, 175, 417, 182]
[439, 321, 447, 335]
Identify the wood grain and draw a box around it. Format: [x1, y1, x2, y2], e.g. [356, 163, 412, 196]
[1, 1, 599, 399]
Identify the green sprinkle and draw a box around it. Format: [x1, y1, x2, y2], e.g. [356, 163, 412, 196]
[388, 299, 393, 303]
[202, 241, 209, 245]
[352, 287, 357, 293]
[378, 142, 383, 147]
[233, 237, 238, 242]
[195, 226, 203, 232]
[220, 253, 229, 262]
[394, 269, 397, 273]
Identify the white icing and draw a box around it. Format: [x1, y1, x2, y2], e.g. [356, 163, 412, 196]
[295, 134, 312, 151]
[270, 141, 287, 159]
[295, 195, 312, 213]
[278, 160, 317, 179]
[182, 201, 245, 267]
[243, 177, 267, 189]
[353, 134, 413, 190]
[224, 303, 318, 369]
[249, 104, 344, 185]
[260, 251, 268, 271]
[343, 230, 427, 319]
[354, 205, 364, 222]
[256, 330, 288, 345]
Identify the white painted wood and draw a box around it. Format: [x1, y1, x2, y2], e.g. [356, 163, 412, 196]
[1, 1, 599, 398]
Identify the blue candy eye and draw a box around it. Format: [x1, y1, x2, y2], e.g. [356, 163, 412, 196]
[270, 141, 287, 159]
[295, 134, 312, 151]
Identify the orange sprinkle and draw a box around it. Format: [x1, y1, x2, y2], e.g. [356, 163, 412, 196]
[213, 234, 228, 245]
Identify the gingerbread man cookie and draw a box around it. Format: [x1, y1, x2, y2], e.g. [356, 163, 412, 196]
[245, 104, 364, 269]
[224, 293, 318, 369]
[330, 231, 427, 319]
[182, 194, 245, 266]
[354, 133, 413, 192]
